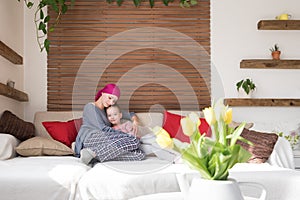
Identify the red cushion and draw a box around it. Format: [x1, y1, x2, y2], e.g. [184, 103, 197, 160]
[42, 118, 83, 147]
[162, 111, 211, 143]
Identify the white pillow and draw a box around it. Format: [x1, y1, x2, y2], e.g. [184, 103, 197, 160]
[0, 134, 20, 160]
[267, 137, 295, 169]
[140, 134, 181, 162]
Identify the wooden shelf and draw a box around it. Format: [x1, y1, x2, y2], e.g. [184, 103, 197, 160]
[240, 59, 300, 69]
[224, 98, 300, 107]
[0, 83, 28, 102]
[258, 20, 300, 30]
[0, 41, 23, 65]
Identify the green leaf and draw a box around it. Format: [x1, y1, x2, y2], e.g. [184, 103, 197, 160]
[162, 0, 170, 6]
[213, 121, 220, 141]
[50, 1, 59, 13]
[242, 81, 250, 94]
[27, 2, 34, 8]
[58, 0, 64, 6]
[149, 0, 154, 7]
[236, 80, 243, 90]
[62, 4, 68, 14]
[190, 0, 198, 6]
[38, 22, 46, 30]
[38, 1, 45, 9]
[237, 146, 252, 163]
[133, 0, 141, 7]
[49, 26, 55, 32]
[229, 122, 246, 146]
[236, 136, 253, 146]
[42, 27, 47, 34]
[226, 145, 239, 169]
[44, 39, 50, 53]
[196, 135, 207, 158]
[208, 153, 229, 180]
[116, 0, 123, 6]
[40, 9, 44, 19]
[182, 151, 211, 179]
[44, 15, 50, 23]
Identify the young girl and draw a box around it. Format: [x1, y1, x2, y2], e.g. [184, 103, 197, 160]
[106, 104, 140, 138]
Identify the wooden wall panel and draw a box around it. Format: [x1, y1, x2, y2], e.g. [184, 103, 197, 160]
[48, 0, 211, 112]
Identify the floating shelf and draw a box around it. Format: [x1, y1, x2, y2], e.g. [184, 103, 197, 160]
[258, 20, 300, 30]
[0, 83, 28, 102]
[240, 59, 300, 69]
[224, 98, 300, 107]
[0, 41, 23, 65]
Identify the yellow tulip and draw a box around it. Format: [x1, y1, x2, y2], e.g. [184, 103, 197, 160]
[203, 107, 216, 125]
[153, 126, 169, 137]
[153, 126, 174, 149]
[181, 117, 195, 136]
[156, 133, 174, 149]
[188, 112, 201, 127]
[223, 107, 232, 124]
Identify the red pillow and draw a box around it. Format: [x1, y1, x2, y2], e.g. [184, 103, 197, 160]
[42, 118, 83, 147]
[162, 111, 211, 143]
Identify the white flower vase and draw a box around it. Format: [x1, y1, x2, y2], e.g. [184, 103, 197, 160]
[238, 89, 253, 98]
[176, 174, 266, 200]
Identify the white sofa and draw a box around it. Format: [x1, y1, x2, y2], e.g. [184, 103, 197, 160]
[0, 111, 299, 200]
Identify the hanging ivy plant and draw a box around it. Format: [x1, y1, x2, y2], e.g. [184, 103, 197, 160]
[18, 0, 75, 53]
[18, 0, 198, 53]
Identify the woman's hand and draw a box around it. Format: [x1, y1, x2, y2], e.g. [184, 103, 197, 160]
[131, 115, 140, 138]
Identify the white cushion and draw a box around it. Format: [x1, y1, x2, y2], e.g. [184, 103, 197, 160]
[0, 134, 20, 160]
[136, 112, 164, 128]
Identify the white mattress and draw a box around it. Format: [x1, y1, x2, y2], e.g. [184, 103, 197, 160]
[0, 156, 90, 200]
[76, 157, 300, 200]
[76, 157, 189, 200]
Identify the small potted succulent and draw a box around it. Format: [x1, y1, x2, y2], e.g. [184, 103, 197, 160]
[236, 78, 256, 98]
[269, 44, 281, 60]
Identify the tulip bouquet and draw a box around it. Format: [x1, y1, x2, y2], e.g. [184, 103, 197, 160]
[154, 100, 252, 180]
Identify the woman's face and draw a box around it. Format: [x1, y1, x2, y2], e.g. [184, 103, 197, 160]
[100, 93, 118, 107]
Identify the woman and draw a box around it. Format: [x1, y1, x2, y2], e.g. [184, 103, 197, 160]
[74, 83, 145, 164]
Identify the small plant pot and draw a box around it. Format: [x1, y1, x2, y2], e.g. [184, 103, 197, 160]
[272, 51, 281, 60]
[238, 89, 253, 98]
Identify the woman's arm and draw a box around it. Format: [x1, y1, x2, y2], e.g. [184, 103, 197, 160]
[121, 111, 139, 124]
[121, 110, 140, 135]
[83, 103, 126, 135]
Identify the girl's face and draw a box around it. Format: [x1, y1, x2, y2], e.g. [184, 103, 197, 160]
[100, 93, 118, 108]
[107, 106, 122, 125]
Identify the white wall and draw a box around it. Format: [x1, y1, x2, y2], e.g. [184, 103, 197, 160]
[23, 0, 300, 128]
[24, 0, 47, 122]
[0, 0, 25, 117]
[211, 0, 300, 129]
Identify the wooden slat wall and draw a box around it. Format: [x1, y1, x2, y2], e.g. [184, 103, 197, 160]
[48, 0, 211, 112]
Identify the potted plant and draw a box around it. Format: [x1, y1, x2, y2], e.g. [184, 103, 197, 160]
[236, 78, 256, 98]
[269, 44, 281, 60]
[153, 100, 253, 199]
[277, 131, 300, 150]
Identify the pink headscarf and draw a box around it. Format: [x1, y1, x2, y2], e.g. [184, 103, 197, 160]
[95, 84, 121, 101]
